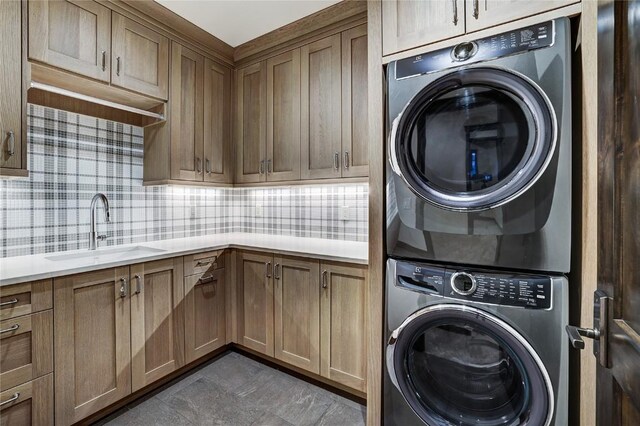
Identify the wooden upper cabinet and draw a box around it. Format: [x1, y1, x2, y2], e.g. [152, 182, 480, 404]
[382, 0, 464, 56]
[204, 59, 233, 183]
[54, 267, 131, 425]
[237, 251, 273, 356]
[341, 24, 369, 178]
[28, 0, 111, 81]
[301, 34, 342, 180]
[266, 49, 301, 182]
[465, 0, 578, 32]
[273, 256, 320, 374]
[320, 262, 367, 393]
[170, 42, 204, 181]
[130, 258, 184, 392]
[0, 0, 24, 173]
[111, 13, 169, 100]
[235, 62, 267, 183]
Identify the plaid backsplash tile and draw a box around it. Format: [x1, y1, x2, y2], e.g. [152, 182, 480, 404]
[0, 105, 368, 258]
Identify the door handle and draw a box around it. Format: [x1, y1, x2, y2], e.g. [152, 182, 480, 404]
[116, 56, 121, 76]
[196, 157, 202, 174]
[473, 0, 479, 19]
[265, 261, 272, 278]
[274, 263, 280, 280]
[565, 289, 611, 368]
[259, 160, 265, 175]
[322, 270, 328, 289]
[267, 159, 272, 174]
[6, 131, 15, 156]
[101, 50, 106, 71]
[452, 0, 458, 25]
[333, 152, 340, 170]
[119, 278, 128, 298]
[133, 274, 142, 295]
[206, 158, 211, 174]
[344, 151, 350, 170]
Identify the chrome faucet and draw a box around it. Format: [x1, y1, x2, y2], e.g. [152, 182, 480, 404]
[89, 193, 111, 250]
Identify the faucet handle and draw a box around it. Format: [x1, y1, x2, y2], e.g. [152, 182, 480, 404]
[97, 235, 108, 242]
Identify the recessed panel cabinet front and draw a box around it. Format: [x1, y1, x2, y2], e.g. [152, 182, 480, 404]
[54, 267, 131, 425]
[130, 258, 184, 392]
[28, 0, 111, 82]
[0, 374, 54, 426]
[237, 251, 273, 356]
[204, 59, 233, 183]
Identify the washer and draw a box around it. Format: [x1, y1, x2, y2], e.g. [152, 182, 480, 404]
[386, 19, 572, 273]
[384, 258, 568, 426]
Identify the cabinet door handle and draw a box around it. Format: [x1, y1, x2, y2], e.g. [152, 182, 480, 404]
[322, 270, 328, 289]
[0, 324, 19, 334]
[274, 263, 280, 280]
[0, 298, 18, 307]
[452, 0, 458, 25]
[473, 0, 479, 19]
[265, 261, 272, 278]
[267, 159, 272, 174]
[0, 393, 20, 407]
[206, 158, 211, 174]
[116, 56, 121, 76]
[196, 157, 202, 174]
[6, 131, 15, 156]
[101, 50, 106, 71]
[259, 159, 265, 175]
[133, 274, 142, 295]
[333, 152, 340, 170]
[119, 278, 128, 298]
[344, 151, 350, 170]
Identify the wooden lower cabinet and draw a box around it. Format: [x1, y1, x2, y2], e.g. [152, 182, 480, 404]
[54, 267, 132, 425]
[130, 258, 185, 392]
[320, 262, 367, 393]
[0, 374, 53, 426]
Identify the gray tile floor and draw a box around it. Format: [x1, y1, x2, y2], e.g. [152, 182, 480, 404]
[96, 352, 366, 426]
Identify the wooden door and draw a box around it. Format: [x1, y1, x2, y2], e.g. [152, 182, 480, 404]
[382, 0, 464, 56]
[301, 35, 342, 180]
[203, 59, 233, 183]
[28, 0, 111, 81]
[130, 258, 184, 392]
[273, 256, 320, 373]
[465, 0, 578, 33]
[237, 251, 273, 356]
[170, 42, 204, 181]
[0, 374, 53, 426]
[341, 24, 369, 178]
[596, 0, 640, 422]
[111, 13, 169, 100]
[184, 269, 226, 363]
[266, 49, 301, 182]
[320, 262, 367, 392]
[235, 62, 267, 183]
[0, 0, 23, 171]
[54, 267, 131, 425]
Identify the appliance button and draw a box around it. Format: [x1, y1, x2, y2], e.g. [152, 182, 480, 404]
[451, 41, 478, 61]
[451, 272, 477, 296]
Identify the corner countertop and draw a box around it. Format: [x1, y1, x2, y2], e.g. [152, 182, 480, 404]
[0, 233, 369, 287]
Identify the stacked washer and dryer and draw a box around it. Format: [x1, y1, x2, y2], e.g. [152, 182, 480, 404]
[384, 19, 571, 426]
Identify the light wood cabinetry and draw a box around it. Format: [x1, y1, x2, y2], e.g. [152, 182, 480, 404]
[273, 255, 320, 374]
[465, 0, 579, 33]
[130, 258, 184, 392]
[0, 374, 53, 426]
[204, 59, 233, 183]
[300, 34, 342, 180]
[235, 62, 267, 184]
[54, 267, 131, 425]
[0, 280, 52, 322]
[28, 0, 112, 82]
[111, 13, 169, 100]
[320, 262, 367, 393]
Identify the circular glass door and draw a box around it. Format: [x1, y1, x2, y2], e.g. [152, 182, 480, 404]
[391, 67, 556, 211]
[387, 305, 553, 426]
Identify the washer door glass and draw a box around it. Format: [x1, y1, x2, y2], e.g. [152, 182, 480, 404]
[392, 67, 555, 211]
[389, 306, 552, 426]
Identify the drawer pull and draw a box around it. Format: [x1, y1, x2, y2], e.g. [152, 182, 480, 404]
[0, 324, 19, 334]
[134, 274, 142, 295]
[0, 298, 18, 307]
[0, 393, 19, 407]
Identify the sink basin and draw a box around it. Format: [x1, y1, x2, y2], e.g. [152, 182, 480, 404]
[45, 245, 166, 262]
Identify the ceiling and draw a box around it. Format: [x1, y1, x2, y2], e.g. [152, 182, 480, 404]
[154, 0, 342, 47]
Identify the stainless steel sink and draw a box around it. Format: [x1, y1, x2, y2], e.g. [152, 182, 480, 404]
[45, 245, 166, 262]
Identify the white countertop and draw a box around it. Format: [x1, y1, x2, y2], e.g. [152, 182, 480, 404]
[0, 233, 368, 287]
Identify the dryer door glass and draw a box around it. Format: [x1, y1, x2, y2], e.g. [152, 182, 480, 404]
[389, 306, 552, 426]
[393, 67, 555, 211]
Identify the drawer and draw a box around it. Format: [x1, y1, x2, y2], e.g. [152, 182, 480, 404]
[0, 373, 54, 426]
[0, 310, 53, 392]
[184, 250, 225, 277]
[0, 280, 52, 321]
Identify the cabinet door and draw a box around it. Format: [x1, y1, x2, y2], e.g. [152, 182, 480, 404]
[266, 49, 301, 182]
[111, 13, 169, 100]
[466, 0, 578, 32]
[203, 59, 233, 183]
[237, 251, 273, 356]
[320, 263, 367, 392]
[382, 0, 464, 56]
[301, 35, 342, 180]
[28, 0, 111, 81]
[170, 42, 204, 181]
[235, 62, 267, 183]
[54, 267, 131, 425]
[130, 258, 184, 392]
[0, 374, 53, 426]
[273, 256, 320, 373]
[341, 25, 369, 178]
[184, 269, 226, 363]
[0, 0, 23, 171]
